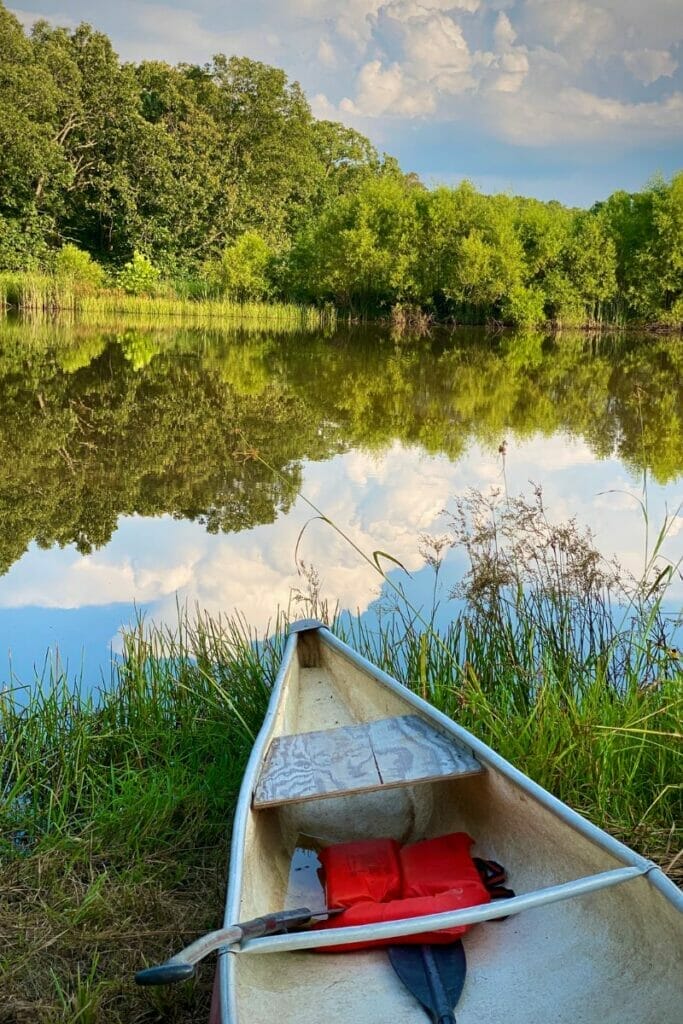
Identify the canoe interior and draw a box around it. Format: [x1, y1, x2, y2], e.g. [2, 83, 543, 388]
[226, 631, 682, 1024]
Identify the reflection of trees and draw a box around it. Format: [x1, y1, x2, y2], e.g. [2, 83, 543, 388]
[0, 321, 680, 576]
[0, 325, 316, 575]
[278, 329, 682, 482]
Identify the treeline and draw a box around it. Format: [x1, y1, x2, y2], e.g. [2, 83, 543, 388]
[1, 3, 681, 326]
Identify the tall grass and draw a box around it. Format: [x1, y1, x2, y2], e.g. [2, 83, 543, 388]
[1, 613, 280, 1023]
[77, 293, 332, 329]
[0, 271, 335, 329]
[1, 505, 680, 1020]
[346, 611, 681, 850]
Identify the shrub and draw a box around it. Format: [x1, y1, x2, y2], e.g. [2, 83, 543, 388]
[53, 244, 105, 292]
[541, 269, 585, 325]
[501, 284, 546, 327]
[218, 232, 273, 301]
[118, 251, 161, 296]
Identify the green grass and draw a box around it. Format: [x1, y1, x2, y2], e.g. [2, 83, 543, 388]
[1, 568, 680, 1020]
[0, 272, 334, 330]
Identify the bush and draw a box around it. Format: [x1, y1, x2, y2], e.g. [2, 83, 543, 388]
[118, 251, 161, 296]
[53, 243, 105, 292]
[541, 269, 585, 325]
[501, 284, 546, 327]
[218, 232, 273, 301]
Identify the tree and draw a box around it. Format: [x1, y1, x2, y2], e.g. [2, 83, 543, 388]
[289, 175, 419, 312]
[0, 7, 69, 266]
[564, 212, 617, 321]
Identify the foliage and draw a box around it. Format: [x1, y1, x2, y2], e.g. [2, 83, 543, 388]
[501, 283, 546, 327]
[53, 242, 105, 291]
[117, 250, 161, 295]
[213, 231, 274, 300]
[290, 172, 420, 312]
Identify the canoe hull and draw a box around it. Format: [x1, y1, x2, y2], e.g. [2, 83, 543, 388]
[218, 624, 683, 1023]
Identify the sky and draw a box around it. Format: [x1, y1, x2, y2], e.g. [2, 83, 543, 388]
[9, 0, 683, 207]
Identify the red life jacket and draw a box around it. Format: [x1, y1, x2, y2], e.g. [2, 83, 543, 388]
[314, 832, 492, 952]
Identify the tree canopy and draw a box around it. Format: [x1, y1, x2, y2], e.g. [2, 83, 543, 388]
[0, 3, 681, 325]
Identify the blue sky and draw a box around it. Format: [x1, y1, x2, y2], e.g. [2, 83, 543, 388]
[10, 0, 683, 206]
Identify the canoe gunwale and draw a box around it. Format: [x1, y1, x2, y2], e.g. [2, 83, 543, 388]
[219, 631, 300, 1024]
[219, 623, 683, 1022]
[320, 628, 683, 911]
[237, 863, 649, 954]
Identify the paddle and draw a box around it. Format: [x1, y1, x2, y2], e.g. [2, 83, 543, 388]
[388, 941, 467, 1024]
[135, 906, 341, 986]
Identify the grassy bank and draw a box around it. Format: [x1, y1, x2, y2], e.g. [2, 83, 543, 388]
[1, 573, 680, 1022]
[0, 273, 335, 330]
[2, 272, 681, 336]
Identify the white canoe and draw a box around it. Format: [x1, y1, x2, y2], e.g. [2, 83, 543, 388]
[215, 620, 682, 1024]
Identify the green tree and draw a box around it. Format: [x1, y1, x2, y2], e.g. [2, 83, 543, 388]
[563, 212, 617, 321]
[0, 7, 69, 266]
[290, 174, 419, 311]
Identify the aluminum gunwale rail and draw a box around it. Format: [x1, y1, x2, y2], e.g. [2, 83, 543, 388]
[238, 865, 647, 954]
[319, 628, 683, 912]
[219, 632, 299, 1024]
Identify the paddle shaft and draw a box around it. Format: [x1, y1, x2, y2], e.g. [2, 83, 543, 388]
[135, 907, 336, 986]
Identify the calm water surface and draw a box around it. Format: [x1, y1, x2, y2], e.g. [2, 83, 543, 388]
[1, 318, 681, 688]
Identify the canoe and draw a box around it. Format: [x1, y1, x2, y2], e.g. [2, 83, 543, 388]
[214, 620, 682, 1024]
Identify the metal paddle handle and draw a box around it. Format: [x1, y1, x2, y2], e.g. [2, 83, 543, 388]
[135, 907, 329, 986]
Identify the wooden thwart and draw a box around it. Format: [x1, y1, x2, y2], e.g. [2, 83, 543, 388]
[252, 714, 482, 809]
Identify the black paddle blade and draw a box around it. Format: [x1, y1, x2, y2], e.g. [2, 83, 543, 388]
[388, 941, 467, 1024]
[135, 962, 196, 986]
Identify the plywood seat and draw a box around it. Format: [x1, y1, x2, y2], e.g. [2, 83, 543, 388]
[252, 714, 482, 809]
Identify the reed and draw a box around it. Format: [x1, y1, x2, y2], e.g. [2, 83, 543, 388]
[0, 271, 75, 311]
[0, 272, 335, 329]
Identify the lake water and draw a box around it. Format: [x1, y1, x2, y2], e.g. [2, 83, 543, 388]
[1, 317, 681, 689]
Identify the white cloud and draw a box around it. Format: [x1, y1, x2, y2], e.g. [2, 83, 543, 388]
[493, 10, 517, 50]
[341, 60, 436, 117]
[521, 0, 617, 62]
[623, 48, 678, 85]
[399, 11, 471, 78]
[667, 513, 683, 539]
[488, 85, 683, 146]
[309, 92, 339, 119]
[123, 4, 281, 64]
[325, 1, 683, 147]
[9, 6, 77, 30]
[317, 38, 337, 68]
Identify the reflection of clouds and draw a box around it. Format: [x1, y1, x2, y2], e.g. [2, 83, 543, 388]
[0, 437, 680, 639]
[667, 515, 683, 540]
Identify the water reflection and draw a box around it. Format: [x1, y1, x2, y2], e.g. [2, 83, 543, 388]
[0, 318, 680, 683]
